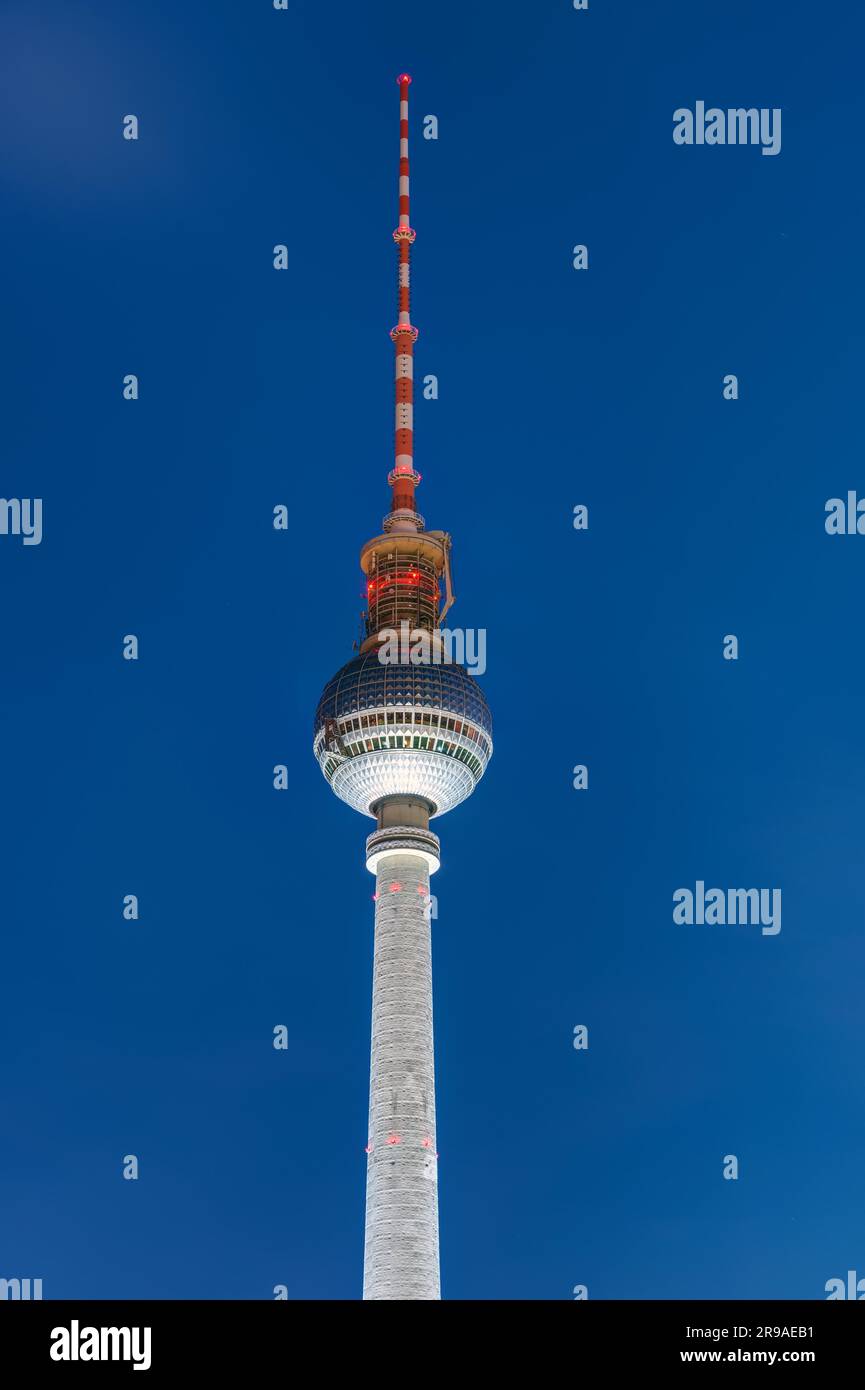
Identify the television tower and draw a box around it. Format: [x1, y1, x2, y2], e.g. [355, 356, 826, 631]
[313, 75, 493, 1300]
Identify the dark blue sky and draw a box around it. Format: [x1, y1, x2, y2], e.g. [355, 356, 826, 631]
[2, 0, 864, 1299]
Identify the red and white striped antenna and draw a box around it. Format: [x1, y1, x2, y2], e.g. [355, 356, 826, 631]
[387, 74, 421, 532]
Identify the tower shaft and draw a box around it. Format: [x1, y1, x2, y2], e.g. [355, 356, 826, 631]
[363, 812, 441, 1300]
[314, 73, 491, 1300]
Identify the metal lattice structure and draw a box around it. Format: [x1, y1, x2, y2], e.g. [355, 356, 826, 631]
[365, 549, 440, 637]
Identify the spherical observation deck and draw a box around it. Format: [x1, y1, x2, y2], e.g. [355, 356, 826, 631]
[313, 650, 493, 819]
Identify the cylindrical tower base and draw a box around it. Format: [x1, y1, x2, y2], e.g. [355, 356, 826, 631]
[363, 814, 441, 1300]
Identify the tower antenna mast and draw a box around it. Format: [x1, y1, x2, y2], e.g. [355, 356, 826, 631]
[388, 74, 422, 533]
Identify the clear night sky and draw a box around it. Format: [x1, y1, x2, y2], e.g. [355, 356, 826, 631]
[2, 0, 864, 1299]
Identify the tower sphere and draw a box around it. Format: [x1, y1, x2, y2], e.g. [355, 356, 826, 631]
[313, 650, 492, 819]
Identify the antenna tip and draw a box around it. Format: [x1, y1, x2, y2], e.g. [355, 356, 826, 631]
[397, 73, 412, 85]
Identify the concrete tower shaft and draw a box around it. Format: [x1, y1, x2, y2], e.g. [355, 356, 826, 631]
[363, 820, 441, 1300]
